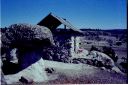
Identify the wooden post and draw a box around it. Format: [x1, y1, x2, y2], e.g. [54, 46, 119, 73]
[64, 19, 66, 29]
[74, 36, 76, 52]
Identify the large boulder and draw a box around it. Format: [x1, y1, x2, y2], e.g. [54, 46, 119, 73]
[1, 23, 54, 74]
[87, 51, 115, 68]
[72, 50, 123, 74]
[72, 50, 115, 68]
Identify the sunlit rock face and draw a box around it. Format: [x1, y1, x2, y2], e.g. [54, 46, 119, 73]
[4, 58, 48, 84]
[0, 57, 7, 85]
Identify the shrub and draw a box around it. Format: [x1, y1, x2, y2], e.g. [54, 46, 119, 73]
[102, 46, 118, 62]
[115, 41, 122, 46]
[42, 46, 70, 63]
[107, 39, 113, 46]
[90, 45, 101, 52]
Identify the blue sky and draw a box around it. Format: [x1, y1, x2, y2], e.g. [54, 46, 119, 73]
[1, 0, 127, 29]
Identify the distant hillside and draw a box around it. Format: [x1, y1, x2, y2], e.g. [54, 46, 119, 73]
[78, 28, 127, 43]
[57, 28, 127, 35]
[80, 29, 127, 34]
[81, 28, 126, 35]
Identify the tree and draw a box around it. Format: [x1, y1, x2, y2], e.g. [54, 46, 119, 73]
[107, 39, 113, 46]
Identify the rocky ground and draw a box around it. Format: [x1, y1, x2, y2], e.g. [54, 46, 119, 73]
[43, 60, 127, 84]
[3, 60, 127, 84]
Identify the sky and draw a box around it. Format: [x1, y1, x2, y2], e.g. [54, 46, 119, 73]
[1, 0, 127, 29]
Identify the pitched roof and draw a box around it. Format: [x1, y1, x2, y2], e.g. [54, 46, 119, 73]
[37, 13, 83, 34]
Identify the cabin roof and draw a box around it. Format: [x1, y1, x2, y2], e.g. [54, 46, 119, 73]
[37, 13, 83, 34]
